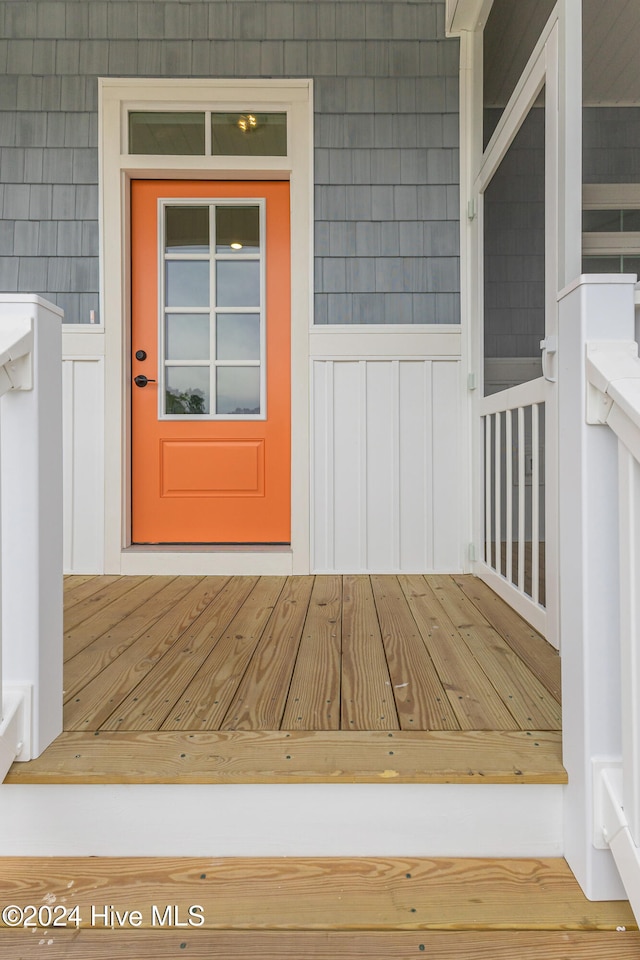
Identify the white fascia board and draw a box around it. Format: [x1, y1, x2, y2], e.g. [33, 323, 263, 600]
[446, 0, 492, 36]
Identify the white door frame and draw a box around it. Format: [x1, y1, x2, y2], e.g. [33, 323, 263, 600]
[99, 79, 313, 575]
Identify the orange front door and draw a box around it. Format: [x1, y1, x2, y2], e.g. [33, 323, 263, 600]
[131, 180, 291, 543]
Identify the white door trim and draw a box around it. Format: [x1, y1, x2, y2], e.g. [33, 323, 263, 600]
[99, 79, 313, 575]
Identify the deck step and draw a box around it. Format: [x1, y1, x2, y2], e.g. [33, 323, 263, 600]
[0, 929, 638, 958]
[0, 858, 636, 957]
[6, 729, 566, 784]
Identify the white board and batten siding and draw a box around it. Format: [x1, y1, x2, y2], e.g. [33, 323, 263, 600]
[311, 326, 463, 573]
[61, 325, 463, 575]
[62, 327, 105, 574]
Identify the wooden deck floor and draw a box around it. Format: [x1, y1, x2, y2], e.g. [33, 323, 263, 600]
[7, 574, 565, 784]
[0, 857, 637, 956]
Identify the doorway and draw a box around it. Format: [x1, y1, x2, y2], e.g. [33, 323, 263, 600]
[130, 179, 291, 544]
[474, 17, 560, 647]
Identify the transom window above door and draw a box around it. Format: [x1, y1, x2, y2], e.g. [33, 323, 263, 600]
[160, 199, 266, 420]
[129, 111, 287, 156]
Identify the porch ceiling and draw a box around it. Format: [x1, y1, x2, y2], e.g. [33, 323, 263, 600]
[583, 0, 640, 104]
[484, 0, 640, 107]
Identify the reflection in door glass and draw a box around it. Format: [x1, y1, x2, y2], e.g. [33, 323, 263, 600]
[160, 199, 264, 417]
[216, 314, 260, 360]
[211, 113, 287, 156]
[217, 367, 260, 415]
[129, 112, 205, 155]
[216, 260, 260, 307]
[165, 366, 210, 415]
[166, 314, 210, 360]
[165, 261, 210, 307]
[216, 206, 260, 253]
[165, 206, 210, 253]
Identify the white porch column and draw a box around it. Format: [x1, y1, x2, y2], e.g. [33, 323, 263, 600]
[0, 295, 63, 762]
[558, 275, 636, 900]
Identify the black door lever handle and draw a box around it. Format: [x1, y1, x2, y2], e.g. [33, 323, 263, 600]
[134, 374, 156, 387]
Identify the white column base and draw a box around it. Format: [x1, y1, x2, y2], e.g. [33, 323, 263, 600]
[594, 761, 640, 922]
[0, 685, 32, 781]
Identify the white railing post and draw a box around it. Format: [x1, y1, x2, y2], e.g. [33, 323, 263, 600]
[0, 295, 63, 773]
[558, 275, 636, 902]
[585, 326, 640, 919]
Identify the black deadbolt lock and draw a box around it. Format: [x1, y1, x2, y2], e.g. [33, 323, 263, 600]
[135, 349, 147, 361]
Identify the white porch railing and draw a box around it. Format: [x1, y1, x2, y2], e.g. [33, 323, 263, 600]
[478, 377, 547, 636]
[587, 326, 640, 921]
[0, 296, 63, 781]
[556, 274, 640, 913]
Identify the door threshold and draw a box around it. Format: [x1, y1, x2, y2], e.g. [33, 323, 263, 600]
[125, 543, 292, 553]
[119, 544, 294, 576]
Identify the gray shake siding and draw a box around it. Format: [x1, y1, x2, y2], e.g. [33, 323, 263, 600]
[0, 0, 460, 325]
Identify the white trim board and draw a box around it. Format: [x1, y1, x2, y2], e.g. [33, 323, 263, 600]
[446, 0, 494, 36]
[310, 327, 462, 359]
[583, 184, 640, 209]
[62, 355, 105, 574]
[475, 562, 547, 636]
[119, 546, 293, 577]
[99, 78, 313, 575]
[0, 783, 563, 858]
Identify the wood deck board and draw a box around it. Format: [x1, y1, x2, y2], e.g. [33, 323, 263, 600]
[62, 574, 109, 605]
[453, 575, 561, 702]
[2, 930, 639, 960]
[0, 858, 633, 931]
[220, 577, 315, 730]
[163, 576, 286, 730]
[63, 577, 214, 730]
[62, 575, 562, 737]
[371, 575, 461, 730]
[341, 575, 400, 731]
[63, 576, 151, 636]
[399, 575, 517, 730]
[5, 730, 566, 784]
[428, 577, 562, 730]
[281, 575, 343, 730]
[62, 575, 181, 701]
[64, 577, 173, 660]
[13, 574, 566, 781]
[99, 577, 254, 731]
